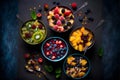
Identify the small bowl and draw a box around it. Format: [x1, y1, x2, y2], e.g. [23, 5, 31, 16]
[47, 6, 74, 33]
[63, 53, 91, 79]
[20, 20, 47, 45]
[69, 27, 95, 52]
[41, 37, 68, 62]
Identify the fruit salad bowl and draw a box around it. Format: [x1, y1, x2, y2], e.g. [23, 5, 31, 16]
[63, 53, 91, 79]
[69, 27, 95, 52]
[41, 37, 68, 62]
[20, 20, 47, 45]
[47, 6, 74, 33]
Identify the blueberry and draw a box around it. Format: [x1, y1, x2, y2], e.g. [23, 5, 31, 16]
[88, 17, 94, 22]
[54, 44, 57, 47]
[53, 1, 56, 4]
[57, 56, 60, 59]
[64, 26, 68, 30]
[38, 8, 42, 12]
[61, 20, 65, 24]
[56, 2, 60, 5]
[79, 18, 83, 22]
[85, 9, 91, 15]
[70, 15, 74, 19]
[61, 9, 65, 13]
[67, 22, 71, 26]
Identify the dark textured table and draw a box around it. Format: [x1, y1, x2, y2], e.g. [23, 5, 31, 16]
[1, 0, 120, 80]
[17, 0, 103, 80]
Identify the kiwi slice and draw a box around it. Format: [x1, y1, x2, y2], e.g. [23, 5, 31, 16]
[32, 31, 44, 43]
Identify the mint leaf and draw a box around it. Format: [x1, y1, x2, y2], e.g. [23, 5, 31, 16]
[31, 10, 37, 20]
[55, 68, 61, 74]
[98, 47, 104, 57]
[44, 65, 53, 72]
[56, 74, 61, 78]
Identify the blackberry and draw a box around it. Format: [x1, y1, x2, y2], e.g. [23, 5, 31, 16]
[59, 14, 62, 16]
[56, 2, 60, 5]
[53, 20, 57, 25]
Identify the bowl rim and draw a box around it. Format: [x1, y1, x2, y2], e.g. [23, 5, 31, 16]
[41, 37, 69, 62]
[63, 53, 91, 79]
[20, 19, 47, 45]
[47, 6, 75, 33]
[69, 26, 95, 52]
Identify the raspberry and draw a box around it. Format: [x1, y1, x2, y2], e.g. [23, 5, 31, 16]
[56, 20, 62, 26]
[55, 14, 59, 19]
[71, 2, 77, 9]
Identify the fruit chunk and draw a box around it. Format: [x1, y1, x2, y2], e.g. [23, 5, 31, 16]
[54, 7, 59, 14]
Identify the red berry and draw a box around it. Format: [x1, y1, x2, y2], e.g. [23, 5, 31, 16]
[56, 20, 62, 26]
[64, 11, 71, 16]
[25, 33, 32, 38]
[55, 14, 59, 19]
[38, 58, 43, 63]
[71, 2, 77, 9]
[53, 25, 58, 30]
[54, 7, 59, 14]
[32, 25, 36, 29]
[37, 13, 42, 18]
[24, 53, 30, 59]
[44, 4, 49, 10]
[46, 43, 50, 46]
[38, 25, 43, 29]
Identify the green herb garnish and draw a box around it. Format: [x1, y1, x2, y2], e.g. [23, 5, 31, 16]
[55, 67, 61, 78]
[44, 65, 53, 72]
[31, 10, 37, 20]
[98, 47, 104, 57]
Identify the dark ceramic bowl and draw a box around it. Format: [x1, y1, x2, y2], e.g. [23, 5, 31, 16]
[20, 20, 47, 45]
[41, 37, 68, 62]
[63, 53, 91, 79]
[47, 6, 74, 33]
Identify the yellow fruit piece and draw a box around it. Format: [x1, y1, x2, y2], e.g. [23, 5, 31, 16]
[80, 59, 87, 66]
[34, 20, 40, 26]
[69, 36, 75, 42]
[80, 27, 85, 32]
[78, 72, 85, 77]
[72, 43, 77, 47]
[81, 67, 87, 71]
[74, 46, 78, 50]
[71, 62, 77, 66]
[79, 44, 83, 51]
[72, 32, 78, 36]
[67, 56, 75, 64]
[88, 33, 93, 41]
[83, 29, 89, 35]
[86, 42, 92, 47]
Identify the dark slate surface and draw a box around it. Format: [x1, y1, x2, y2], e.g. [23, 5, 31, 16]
[0, 0, 120, 80]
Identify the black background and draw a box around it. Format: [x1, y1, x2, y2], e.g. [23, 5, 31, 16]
[0, 0, 120, 80]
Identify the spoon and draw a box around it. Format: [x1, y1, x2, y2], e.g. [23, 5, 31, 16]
[83, 19, 105, 55]
[73, 2, 88, 15]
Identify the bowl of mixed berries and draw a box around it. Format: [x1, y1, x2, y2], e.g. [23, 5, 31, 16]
[47, 6, 74, 32]
[41, 37, 68, 62]
[20, 20, 47, 45]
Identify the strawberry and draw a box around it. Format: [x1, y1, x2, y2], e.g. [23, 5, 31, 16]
[64, 11, 71, 16]
[54, 7, 59, 14]
[53, 25, 59, 30]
